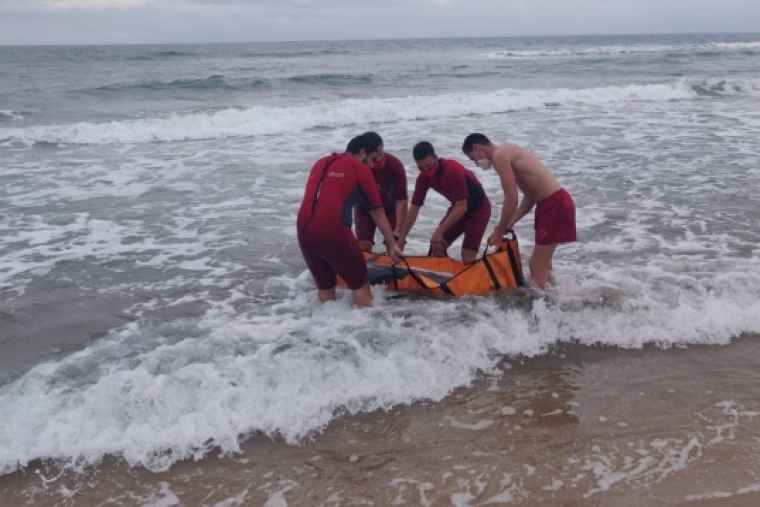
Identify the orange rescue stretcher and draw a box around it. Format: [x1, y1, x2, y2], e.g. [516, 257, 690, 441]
[339, 230, 525, 296]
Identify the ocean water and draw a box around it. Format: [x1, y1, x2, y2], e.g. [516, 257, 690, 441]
[2, 33, 760, 505]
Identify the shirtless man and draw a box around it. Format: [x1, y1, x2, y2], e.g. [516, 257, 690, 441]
[461, 133, 576, 289]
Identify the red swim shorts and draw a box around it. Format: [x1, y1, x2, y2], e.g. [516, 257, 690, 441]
[298, 216, 368, 290]
[441, 198, 492, 252]
[534, 188, 576, 246]
[354, 208, 397, 245]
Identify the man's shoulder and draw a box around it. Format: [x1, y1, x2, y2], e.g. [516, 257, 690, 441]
[385, 152, 404, 166]
[441, 157, 467, 170]
[492, 144, 522, 170]
[494, 143, 519, 157]
[314, 152, 344, 166]
[334, 155, 365, 171]
[319, 155, 369, 181]
[501, 143, 537, 160]
[441, 158, 474, 178]
[385, 153, 407, 175]
[313, 154, 332, 166]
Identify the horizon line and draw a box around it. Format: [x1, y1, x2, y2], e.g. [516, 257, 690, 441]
[1, 30, 758, 48]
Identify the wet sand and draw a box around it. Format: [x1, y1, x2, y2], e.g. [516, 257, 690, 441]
[3, 337, 760, 506]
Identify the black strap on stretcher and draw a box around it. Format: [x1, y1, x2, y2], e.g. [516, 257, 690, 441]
[481, 250, 502, 290]
[479, 230, 525, 289]
[399, 258, 454, 296]
[502, 230, 525, 287]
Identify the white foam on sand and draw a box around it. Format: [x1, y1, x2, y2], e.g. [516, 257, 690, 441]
[2, 263, 760, 475]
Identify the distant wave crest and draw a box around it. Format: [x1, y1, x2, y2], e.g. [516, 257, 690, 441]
[2, 78, 757, 146]
[479, 41, 760, 60]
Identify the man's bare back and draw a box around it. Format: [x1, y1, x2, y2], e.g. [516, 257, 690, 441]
[492, 143, 561, 203]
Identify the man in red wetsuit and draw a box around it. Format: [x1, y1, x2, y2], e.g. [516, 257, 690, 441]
[462, 133, 577, 289]
[354, 131, 408, 252]
[397, 141, 491, 264]
[297, 135, 403, 307]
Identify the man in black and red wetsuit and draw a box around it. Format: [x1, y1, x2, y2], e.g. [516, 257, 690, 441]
[397, 141, 491, 264]
[297, 135, 403, 307]
[354, 131, 408, 252]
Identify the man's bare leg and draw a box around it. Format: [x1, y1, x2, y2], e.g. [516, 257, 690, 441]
[529, 244, 558, 289]
[461, 247, 478, 265]
[358, 240, 374, 253]
[547, 261, 555, 286]
[318, 287, 337, 303]
[352, 283, 374, 308]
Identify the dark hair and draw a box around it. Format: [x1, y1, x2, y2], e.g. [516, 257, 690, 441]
[363, 131, 383, 148]
[462, 133, 491, 154]
[346, 135, 378, 155]
[412, 141, 436, 160]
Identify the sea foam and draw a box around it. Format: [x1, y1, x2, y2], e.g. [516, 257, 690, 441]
[0, 80, 720, 145]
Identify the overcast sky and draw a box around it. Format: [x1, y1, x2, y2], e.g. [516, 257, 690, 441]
[1, 0, 759, 46]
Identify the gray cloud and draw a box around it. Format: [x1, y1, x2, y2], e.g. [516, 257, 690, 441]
[1, 0, 759, 45]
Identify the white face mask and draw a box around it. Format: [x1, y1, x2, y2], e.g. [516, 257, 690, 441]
[475, 150, 492, 170]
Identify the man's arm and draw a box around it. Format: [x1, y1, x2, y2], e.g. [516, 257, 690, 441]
[353, 160, 403, 260]
[431, 199, 467, 243]
[389, 156, 409, 237]
[492, 148, 519, 235]
[431, 161, 470, 243]
[397, 204, 421, 249]
[394, 199, 408, 237]
[399, 173, 429, 249]
[368, 208, 403, 262]
[507, 194, 536, 229]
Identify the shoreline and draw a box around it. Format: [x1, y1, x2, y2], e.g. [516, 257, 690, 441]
[3, 337, 760, 506]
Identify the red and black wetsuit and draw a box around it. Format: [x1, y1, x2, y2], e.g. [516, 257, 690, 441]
[354, 153, 408, 244]
[411, 158, 492, 252]
[297, 153, 383, 290]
